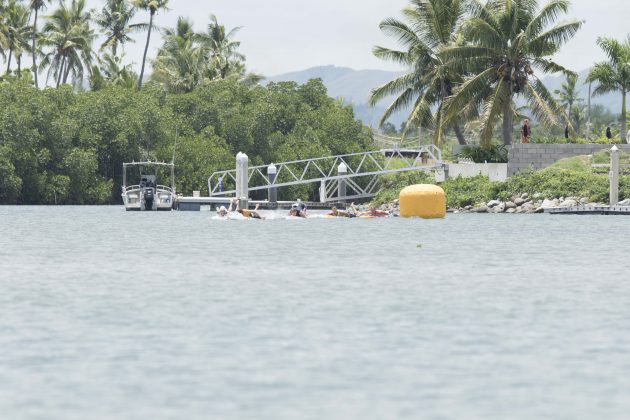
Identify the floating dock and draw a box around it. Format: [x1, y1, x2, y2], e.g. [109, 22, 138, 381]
[546, 206, 630, 215]
[176, 197, 340, 211]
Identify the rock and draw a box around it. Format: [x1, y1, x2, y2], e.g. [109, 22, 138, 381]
[487, 200, 501, 208]
[464, 205, 473, 210]
[580, 197, 589, 204]
[559, 199, 578, 208]
[472, 206, 488, 213]
[493, 203, 506, 213]
[505, 201, 517, 209]
[618, 198, 630, 206]
[514, 197, 526, 206]
[521, 193, 529, 200]
[534, 207, 545, 213]
[540, 199, 556, 209]
[522, 202, 535, 212]
[506, 208, 516, 213]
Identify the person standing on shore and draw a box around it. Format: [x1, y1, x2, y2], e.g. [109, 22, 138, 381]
[521, 119, 531, 144]
[606, 126, 612, 140]
[564, 124, 570, 141]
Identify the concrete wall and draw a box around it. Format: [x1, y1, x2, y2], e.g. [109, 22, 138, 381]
[451, 144, 630, 177]
[507, 144, 630, 176]
[445, 163, 508, 182]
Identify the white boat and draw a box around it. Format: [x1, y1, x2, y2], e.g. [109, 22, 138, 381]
[122, 162, 177, 211]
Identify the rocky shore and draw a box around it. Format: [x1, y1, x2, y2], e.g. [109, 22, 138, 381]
[373, 196, 630, 215]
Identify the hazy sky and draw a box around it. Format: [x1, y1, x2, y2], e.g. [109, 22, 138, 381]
[83, 0, 629, 77]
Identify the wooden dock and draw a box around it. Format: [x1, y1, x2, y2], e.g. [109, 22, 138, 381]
[546, 206, 630, 215]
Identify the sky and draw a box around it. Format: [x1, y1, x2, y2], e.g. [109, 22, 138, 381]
[82, 0, 630, 77]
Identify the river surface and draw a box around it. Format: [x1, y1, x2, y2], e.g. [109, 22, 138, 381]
[1, 206, 630, 419]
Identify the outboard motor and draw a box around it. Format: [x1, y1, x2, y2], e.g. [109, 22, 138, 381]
[140, 175, 157, 211]
[143, 187, 155, 210]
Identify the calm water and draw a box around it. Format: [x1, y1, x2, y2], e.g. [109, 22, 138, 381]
[1, 206, 630, 419]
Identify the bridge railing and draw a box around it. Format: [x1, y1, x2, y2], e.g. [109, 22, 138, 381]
[207, 145, 443, 200]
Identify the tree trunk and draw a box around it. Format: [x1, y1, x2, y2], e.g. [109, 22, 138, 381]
[622, 89, 627, 142]
[17, 56, 21, 76]
[63, 58, 71, 84]
[6, 48, 13, 74]
[502, 96, 514, 145]
[32, 7, 39, 89]
[452, 124, 467, 145]
[56, 55, 66, 88]
[138, 11, 154, 90]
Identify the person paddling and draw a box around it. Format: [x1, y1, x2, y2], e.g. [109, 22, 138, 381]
[236, 202, 264, 219]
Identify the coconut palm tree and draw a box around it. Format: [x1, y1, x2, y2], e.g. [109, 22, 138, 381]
[132, 0, 169, 90]
[152, 40, 206, 93]
[197, 14, 245, 80]
[443, 0, 582, 146]
[95, 0, 146, 56]
[586, 35, 630, 141]
[555, 74, 582, 116]
[3, 0, 31, 76]
[369, 0, 469, 145]
[91, 52, 136, 89]
[41, 0, 95, 87]
[151, 16, 205, 93]
[29, 0, 52, 88]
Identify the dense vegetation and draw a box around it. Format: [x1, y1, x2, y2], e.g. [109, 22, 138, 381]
[0, 78, 371, 204]
[373, 152, 630, 209]
[0, 1, 372, 205]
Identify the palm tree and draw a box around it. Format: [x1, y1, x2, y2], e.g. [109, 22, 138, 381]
[91, 52, 136, 89]
[3, 0, 31, 76]
[369, 0, 469, 145]
[41, 0, 95, 87]
[555, 74, 582, 115]
[443, 0, 582, 146]
[554, 73, 583, 132]
[586, 35, 630, 141]
[95, 0, 146, 57]
[197, 14, 245, 80]
[151, 16, 205, 93]
[132, 0, 169, 90]
[29, 0, 52, 88]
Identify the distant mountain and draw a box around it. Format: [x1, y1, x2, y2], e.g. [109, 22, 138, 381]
[266, 65, 406, 128]
[267, 65, 621, 129]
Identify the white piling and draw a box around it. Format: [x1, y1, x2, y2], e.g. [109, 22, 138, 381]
[267, 163, 277, 206]
[338, 162, 348, 202]
[236, 152, 249, 208]
[319, 180, 327, 203]
[610, 145, 619, 205]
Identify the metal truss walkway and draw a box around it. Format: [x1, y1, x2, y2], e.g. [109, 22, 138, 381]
[207, 145, 444, 202]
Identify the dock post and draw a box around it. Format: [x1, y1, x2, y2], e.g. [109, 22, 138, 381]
[338, 162, 347, 202]
[267, 163, 277, 208]
[236, 152, 249, 208]
[319, 180, 327, 203]
[610, 145, 619, 205]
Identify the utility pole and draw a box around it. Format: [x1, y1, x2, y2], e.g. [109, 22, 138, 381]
[587, 81, 592, 140]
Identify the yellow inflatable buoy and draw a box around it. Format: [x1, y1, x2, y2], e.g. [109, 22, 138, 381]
[399, 184, 446, 219]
